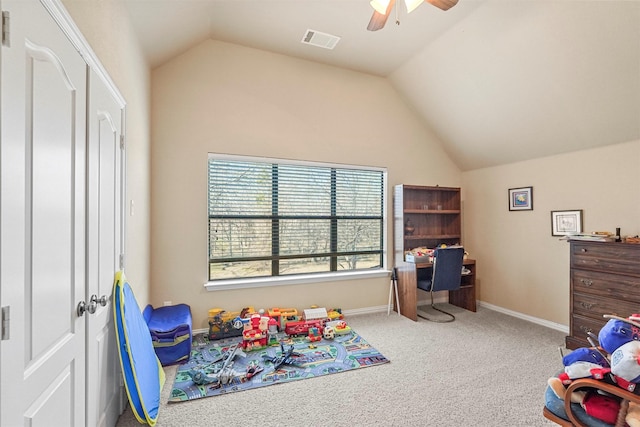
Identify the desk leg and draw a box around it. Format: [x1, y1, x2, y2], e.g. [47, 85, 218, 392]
[395, 262, 417, 321]
[387, 274, 401, 316]
[387, 278, 393, 315]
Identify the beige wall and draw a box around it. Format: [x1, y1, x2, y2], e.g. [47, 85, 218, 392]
[151, 40, 461, 329]
[462, 140, 640, 325]
[55, 4, 639, 331]
[63, 0, 152, 304]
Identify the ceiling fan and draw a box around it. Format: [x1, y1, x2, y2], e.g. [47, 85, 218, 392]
[367, 0, 459, 31]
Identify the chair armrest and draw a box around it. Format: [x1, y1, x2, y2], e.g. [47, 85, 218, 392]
[564, 378, 640, 427]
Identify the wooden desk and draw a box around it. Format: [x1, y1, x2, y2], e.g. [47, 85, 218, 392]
[394, 259, 476, 321]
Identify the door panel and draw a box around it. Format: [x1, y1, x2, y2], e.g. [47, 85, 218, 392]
[86, 68, 124, 427]
[1, 1, 86, 425]
[28, 38, 76, 362]
[24, 367, 73, 426]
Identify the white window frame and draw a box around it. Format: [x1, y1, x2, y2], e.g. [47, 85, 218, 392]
[205, 153, 388, 291]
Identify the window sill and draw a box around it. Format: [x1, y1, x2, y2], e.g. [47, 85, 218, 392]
[204, 269, 391, 291]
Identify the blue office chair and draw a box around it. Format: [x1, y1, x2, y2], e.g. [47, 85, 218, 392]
[416, 246, 464, 322]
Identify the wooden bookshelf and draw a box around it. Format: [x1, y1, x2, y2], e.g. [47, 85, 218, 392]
[393, 185, 476, 321]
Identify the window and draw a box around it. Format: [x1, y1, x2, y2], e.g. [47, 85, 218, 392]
[208, 154, 386, 284]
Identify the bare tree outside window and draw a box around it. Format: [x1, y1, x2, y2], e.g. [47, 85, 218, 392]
[208, 155, 385, 281]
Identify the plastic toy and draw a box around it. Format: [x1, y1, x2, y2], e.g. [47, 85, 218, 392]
[208, 307, 255, 340]
[245, 361, 264, 379]
[323, 326, 336, 340]
[240, 313, 270, 351]
[326, 320, 351, 335]
[327, 308, 343, 321]
[187, 343, 247, 386]
[267, 307, 299, 331]
[303, 307, 328, 322]
[267, 318, 279, 345]
[262, 343, 303, 371]
[285, 319, 323, 337]
[306, 326, 322, 342]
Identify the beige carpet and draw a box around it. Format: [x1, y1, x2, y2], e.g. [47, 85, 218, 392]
[116, 305, 564, 426]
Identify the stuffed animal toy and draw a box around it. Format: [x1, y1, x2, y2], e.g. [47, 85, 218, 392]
[599, 315, 640, 392]
[548, 373, 620, 424]
[548, 314, 640, 425]
[548, 347, 609, 404]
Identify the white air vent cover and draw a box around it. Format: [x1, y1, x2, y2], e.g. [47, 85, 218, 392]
[301, 29, 340, 50]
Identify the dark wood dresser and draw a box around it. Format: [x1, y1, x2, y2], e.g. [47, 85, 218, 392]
[567, 240, 640, 349]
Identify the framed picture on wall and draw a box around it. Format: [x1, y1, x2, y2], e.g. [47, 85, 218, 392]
[551, 210, 583, 236]
[508, 186, 533, 211]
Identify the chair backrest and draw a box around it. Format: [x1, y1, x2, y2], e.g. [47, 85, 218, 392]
[431, 247, 465, 291]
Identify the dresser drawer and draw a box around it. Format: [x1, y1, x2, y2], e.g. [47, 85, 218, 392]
[572, 269, 640, 300]
[573, 291, 640, 320]
[572, 242, 640, 276]
[570, 313, 606, 346]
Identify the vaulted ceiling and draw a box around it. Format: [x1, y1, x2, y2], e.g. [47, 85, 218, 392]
[123, 0, 640, 171]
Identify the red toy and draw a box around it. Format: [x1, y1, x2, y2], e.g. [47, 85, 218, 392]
[306, 326, 322, 342]
[240, 313, 270, 351]
[285, 319, 323, 337]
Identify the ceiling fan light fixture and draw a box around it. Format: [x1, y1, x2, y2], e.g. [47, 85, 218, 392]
[405, 0, 423, 13]
[370, 0, 391, 14]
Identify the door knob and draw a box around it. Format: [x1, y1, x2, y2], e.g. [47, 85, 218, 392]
[77, 301, 87, 317]
[87, 296, 98, 314]
[78, 294, 109, 317]
[96, 294, 108, 307]
[87, 294, 108, 314]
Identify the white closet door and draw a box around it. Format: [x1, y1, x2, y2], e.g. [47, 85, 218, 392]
[85, 67, 124, 427]
[0, 1, 87, 426]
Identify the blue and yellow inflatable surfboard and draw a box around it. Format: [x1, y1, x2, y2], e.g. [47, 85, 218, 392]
[113, 271, 165, 426]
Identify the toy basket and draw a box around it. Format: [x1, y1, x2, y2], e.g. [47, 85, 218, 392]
[143, 303, 192, 366]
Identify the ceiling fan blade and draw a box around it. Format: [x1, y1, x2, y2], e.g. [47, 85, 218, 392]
[425, 0, 458, 11]
[367, 11, 389, 31]
[367, 0, 396, 31]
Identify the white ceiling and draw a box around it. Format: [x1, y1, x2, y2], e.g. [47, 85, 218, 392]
[122, 0, 640, 170]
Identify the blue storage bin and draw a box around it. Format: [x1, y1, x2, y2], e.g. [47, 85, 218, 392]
[143, 303, 192, 366]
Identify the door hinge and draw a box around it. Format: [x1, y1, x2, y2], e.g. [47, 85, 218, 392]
[2, 11, 10, 47]
[120, 134, 125, 150]
[1, 306, 10, 340]
[119, 254, 125, 270]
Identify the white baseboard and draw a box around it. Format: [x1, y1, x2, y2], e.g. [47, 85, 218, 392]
[477, 301, 569, 334]
[342, 305, 389, 316]
[193, 301, 569, 336]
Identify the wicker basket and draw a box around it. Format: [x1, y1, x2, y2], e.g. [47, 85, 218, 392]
[625, 237, 640, 244]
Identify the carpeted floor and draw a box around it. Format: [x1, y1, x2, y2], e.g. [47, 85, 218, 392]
[116, 305, 565, 426]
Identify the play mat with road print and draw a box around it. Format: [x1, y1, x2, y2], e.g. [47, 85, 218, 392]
[168, 328, 389, 402]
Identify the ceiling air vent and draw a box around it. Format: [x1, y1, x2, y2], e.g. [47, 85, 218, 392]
[301, 29, 340, 50]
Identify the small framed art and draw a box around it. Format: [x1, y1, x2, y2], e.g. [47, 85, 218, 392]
[551, 210, 583, 236]
[508, 186, 533, 211]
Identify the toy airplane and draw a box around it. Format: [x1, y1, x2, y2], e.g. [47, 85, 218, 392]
[188, 343, 247, 386]
[245, 362, 263, 379]
[262, 343, 303, 371]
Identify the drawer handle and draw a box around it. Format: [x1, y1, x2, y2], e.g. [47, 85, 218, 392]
[580, 302, 594, 310]
[580, 279, 593, 286]
[581, 248, 587, 253]
[579, 325, 592, 333]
